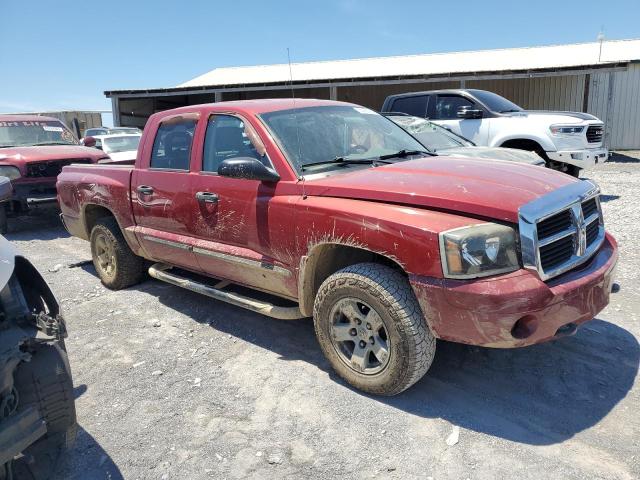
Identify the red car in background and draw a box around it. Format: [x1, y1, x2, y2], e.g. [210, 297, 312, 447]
[0, 115, 107, 232]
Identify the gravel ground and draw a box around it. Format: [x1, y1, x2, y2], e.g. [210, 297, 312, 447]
[7, 153, 640, 480]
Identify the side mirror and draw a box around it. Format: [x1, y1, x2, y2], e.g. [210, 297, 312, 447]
[81, 136, 97, 148]
[218, 157, 280, 183]
[0, 177, 13, 202]
[456, 106, 483, 119]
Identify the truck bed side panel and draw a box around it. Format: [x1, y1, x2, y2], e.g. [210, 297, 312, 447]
[57, 164, 143, 255]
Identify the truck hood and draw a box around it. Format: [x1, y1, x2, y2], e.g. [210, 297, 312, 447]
[105, 150, 137, 162]
[0, 145, 104, 172]
[303, 156, 575, 223]
[522, 110, 599, 121]
[437, 146, 545, 165]
[507, 110, 601, 123]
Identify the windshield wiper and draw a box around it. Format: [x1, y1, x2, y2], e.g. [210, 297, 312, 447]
[499, 109, 521, 113]
[301, 156, 392, 171]
[378, 149, 433, 160]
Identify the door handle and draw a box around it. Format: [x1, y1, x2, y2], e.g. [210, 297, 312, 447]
[137, 185, 154, 195]
[195, 191, 219, 203]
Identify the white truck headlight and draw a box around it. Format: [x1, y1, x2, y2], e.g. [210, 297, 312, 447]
[549, 125, 585, 136]
[0, 165, 21, 180]
[439, 223, 519, 279]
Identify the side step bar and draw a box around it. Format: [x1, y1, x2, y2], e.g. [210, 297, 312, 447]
[148, 263, 305, 320]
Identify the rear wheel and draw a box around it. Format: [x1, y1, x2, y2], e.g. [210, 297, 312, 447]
[90, 217, 146, 290]
[313, 263, 435, 396]
[10, 344, 76, 480]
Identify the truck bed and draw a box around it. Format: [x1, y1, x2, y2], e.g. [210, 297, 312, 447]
[57, 163, 136, 241]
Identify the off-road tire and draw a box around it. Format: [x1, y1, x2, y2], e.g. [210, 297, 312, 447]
[566, 165, 581, 178]
[0, 205, 8, 235]
[11, 343, 77, 480]
[313, 263, 435, 396]
[90, 217, 146, 290]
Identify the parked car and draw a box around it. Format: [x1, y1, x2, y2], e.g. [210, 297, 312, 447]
[83, 126, 141, 138]
[57, 99, 618, 396]
[384, 113, 545, 166]
[83, 127, 110, 137]
[91, 133, 142, 163]
[381, 89, 608, 176]
[0, 115, 107, 233]
[109, 127, 141, 135]
[0, 177, 76, 479]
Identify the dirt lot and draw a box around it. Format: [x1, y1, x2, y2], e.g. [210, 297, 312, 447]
[8, 154, 640, 480]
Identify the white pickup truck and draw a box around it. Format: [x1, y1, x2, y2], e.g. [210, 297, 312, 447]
[381, 89, 608, 176]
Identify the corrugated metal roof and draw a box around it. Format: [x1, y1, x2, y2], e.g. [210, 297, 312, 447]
[178, 39, 640, 89]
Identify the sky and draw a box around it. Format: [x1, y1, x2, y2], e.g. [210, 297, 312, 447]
[1, 0, 639, 126]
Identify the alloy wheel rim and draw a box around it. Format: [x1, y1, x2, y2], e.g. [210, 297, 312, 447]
[94, 233, 116, 278]
[329, 297, 391, 375]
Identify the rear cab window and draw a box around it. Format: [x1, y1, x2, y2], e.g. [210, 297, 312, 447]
[150, 118, 197, 170]
[391, 95, 429, 117]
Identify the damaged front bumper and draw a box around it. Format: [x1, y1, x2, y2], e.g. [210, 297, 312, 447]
[6, 180, 58, 210]
[409, 234, 618, 348]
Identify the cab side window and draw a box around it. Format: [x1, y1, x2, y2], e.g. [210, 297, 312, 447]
[434, 95, 475, 120]
[150, 119, 196, 170]
[202, 115, 264, 173]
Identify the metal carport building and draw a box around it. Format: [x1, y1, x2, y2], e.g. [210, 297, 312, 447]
[105, 39, 640, 149]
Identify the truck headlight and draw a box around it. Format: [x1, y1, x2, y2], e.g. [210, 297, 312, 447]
[439, 223, 519, 279]
[0, 165, 21, 180]
[549, 125, 585, 136]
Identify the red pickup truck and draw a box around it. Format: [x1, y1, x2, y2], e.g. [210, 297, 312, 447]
[0, 115, 107, 232]
[57, 99, 618, 395]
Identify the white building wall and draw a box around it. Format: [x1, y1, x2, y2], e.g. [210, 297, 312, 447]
[468, 75, 586, 111]
[589, 64, 640, 150]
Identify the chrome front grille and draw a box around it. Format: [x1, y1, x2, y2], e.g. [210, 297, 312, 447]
[518, 181, 605, 281]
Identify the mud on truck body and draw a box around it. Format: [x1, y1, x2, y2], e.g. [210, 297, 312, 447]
[57, 99, 618, 396]
[0, 227, 76, 479]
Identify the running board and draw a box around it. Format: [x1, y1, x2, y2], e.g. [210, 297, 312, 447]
[148, 263, 305, 320]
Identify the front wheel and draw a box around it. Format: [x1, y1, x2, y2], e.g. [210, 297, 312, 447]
[313, 263, 435, 396]
[10, 344, 77, 480]
[0, 204, 8, 234]
[566, 165, 581, 178]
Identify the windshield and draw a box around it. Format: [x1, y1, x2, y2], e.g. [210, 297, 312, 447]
[259, 105, 427, 172]
[101, 135, 141, 154]
[469, 90, 523, 113]
[0, 119, 78, 147]
[388, 115, 473, 150]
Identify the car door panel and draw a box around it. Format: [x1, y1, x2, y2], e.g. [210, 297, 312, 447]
[188, 114, 298, 298]
[432, 94, 490, 145]
[131, 116, 202, 271]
